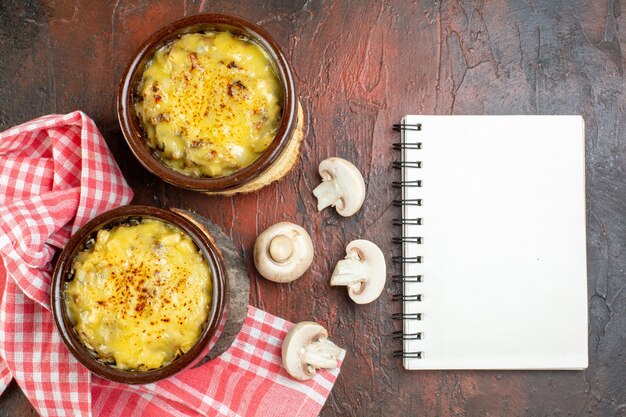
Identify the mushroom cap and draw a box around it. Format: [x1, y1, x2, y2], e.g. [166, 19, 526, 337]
[253, 222, 314, 283]
[318, 157, 366, 216]
[282, 321, 329, 380]
[345, 240, 386, 304]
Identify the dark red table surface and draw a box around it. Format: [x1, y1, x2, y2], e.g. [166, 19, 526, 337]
[1, 1, 624, 416]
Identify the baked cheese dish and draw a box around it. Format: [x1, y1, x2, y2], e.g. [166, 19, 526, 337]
[64, 219, 212, 371]
[135, 31, 283, 178]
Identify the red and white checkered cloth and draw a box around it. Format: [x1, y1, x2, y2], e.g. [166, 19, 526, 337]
[0, 112, 344, 416]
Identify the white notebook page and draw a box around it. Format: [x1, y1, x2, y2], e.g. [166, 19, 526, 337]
[400, 115, 588, 370]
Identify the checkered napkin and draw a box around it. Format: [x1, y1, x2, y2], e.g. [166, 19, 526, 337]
[0, 112, 344, 417]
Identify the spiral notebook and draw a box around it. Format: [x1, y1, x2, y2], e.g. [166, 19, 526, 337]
[393, 115, 588, 370]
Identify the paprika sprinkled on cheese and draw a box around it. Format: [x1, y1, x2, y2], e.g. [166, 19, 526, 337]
[64, 219, 212, 371]
[135, 31, 283, 177]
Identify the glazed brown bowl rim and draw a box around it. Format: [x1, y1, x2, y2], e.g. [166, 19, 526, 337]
[117, 13, 296, 192]
[51, 205, 227, 384]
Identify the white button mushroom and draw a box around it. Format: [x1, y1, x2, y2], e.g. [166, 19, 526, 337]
[330, 239, 386, 304]
[312, 157, 366, 217]
[282, 321, 342, 381]
[253, 222, 314, 283]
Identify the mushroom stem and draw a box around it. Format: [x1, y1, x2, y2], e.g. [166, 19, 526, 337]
[312, 179, 342, 211]
[268, 234, 294, 263]
[302, 339, 341, 370]
[330, 252, 368, 288]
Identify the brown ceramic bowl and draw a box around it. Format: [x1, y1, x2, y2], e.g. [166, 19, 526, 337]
[117, 14, 297, 192]
[51, 205, 227, 384]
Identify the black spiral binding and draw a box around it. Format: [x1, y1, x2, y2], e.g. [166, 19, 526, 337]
[392, 180, 422, 188]
[392, 142, 422, 150]
[391, 236, 422, 244]
[392, 218, 422, 226]
[392, 293, 422, 302]
[392, 312, 422, 320]
[392, 274, 421, 283]
[392, 330, 423, 340]
[393, 161, 421, 169]
[393, 123, 422, 132]
[392, 122, 424, 360]
[392, 198, 422, 207]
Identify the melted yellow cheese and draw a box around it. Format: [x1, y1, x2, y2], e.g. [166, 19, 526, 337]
[64, 219, 212, 371]
[135, 31, 283, 177]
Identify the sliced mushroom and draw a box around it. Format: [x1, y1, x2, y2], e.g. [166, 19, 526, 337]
[330, 240, 386, 304]
[312, 157, 365, 217]
[254, 222, 314, 283]
[282, 321, 342, 380]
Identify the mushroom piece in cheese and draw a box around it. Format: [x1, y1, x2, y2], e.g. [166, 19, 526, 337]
[135, 31, 284, 178]
[64, 219, 212, 371]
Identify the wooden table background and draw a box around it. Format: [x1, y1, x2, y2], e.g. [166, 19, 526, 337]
[1, 1, 624, 416]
